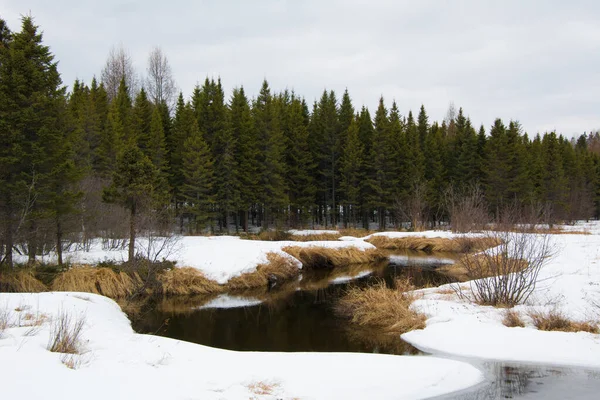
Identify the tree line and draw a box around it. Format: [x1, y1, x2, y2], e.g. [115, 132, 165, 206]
[2, 16, 600, 267]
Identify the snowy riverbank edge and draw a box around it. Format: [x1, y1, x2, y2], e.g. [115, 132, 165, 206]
[402, 224, 600, 369]
[0, 292, 483, 400]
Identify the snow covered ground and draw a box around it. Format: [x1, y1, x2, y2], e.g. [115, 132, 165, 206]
[16, 236, 375, 284]
[0, 292, 483, 400]
[402, 228, 600, 369]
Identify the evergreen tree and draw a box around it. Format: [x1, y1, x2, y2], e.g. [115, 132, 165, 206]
[181, 120, 215, 233]
[229, 87, 258, 231]
[253, 80, 288, 227]
[285, 96, 316, 227]
[0, 17, 69, 266]
[103, 147, 159, 262]
[339, 118, 364, 227]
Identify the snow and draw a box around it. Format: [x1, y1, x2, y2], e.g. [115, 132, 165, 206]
[389, 254, 455, 266]
[329, 270, 373, 285]
[402, 230, 600, 369]
[16, 236, 375, 285]
[0, 292, 483, 400]
[287, 229, 339, 236]
[198, 294, 262, 309]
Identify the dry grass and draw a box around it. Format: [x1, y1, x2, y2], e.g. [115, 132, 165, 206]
[157, 267, 222, 296]
[288, 233, 342, 241]
[226, 253, 300, 291]
[47, 310, 86, 354]
[0, 307, 11, 338]
[502, 309, 526, 327]
[336, 278, 426, 334]
[528, 310, 599, 333]
[0, 270, 47, 293]
[51, 267, 142, 298]
[282, 246, 385, 269]
[438, 253, 529, 283]
[365, 235, 500, 253]
[247, 381, 280, 396]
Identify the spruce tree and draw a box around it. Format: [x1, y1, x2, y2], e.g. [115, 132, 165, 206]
[0, 17, 69, 266]
[181, 120, 215, 233]
[339, 118, 364, 227]
[285, 96, 316, 227]
[229, 87, 258, 231]
[103, 146, 159, 262]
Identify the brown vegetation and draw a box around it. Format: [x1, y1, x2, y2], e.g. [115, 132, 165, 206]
[47, 311, 86, 354]
[439, 254, 528, 282]
[365, 235, 500, 253]
[338, 228, 378, 238]
[528, 310, 599, 333]
[502, 309, 526, 327]
[51, 266, 142, 298]
[282, 246, 384, 269]
[157, 267, 222, 296]
[458, 232, 554, 306]
[288, 233, 342, 241]
[0, 270, 47, 293]
[226, 252, 300, 291]
[247, 381, 280, 396]
[336, 279, 426, 334]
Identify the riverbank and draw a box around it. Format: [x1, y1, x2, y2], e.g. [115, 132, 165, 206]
[0, 292, 483, 400]
[402, 226, 600, 369]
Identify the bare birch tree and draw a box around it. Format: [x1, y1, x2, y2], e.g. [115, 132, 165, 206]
[101, 44, 138, 101]
[145, 46, 176, 109]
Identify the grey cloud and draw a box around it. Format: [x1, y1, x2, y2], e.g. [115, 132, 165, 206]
[4, 0, 600, 136]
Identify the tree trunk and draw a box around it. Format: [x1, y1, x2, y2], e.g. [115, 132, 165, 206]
[128, 202, 136, 263]
[4, 213, 13, 268]
[56, 218, 63, 266]
[27, 221, 37, 266]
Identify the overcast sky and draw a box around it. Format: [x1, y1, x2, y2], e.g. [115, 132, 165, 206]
[4, 0, 600, 137]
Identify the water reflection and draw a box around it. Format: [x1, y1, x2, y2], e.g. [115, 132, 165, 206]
[439, 361, 600, 400]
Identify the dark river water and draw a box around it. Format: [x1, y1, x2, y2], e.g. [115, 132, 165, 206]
[129, 252, 600, 399]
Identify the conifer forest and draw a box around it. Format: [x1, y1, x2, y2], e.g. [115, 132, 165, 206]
[2, 16, 600, 268]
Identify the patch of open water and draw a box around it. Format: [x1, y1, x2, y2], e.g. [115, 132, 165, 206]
[130, 251, 600, 399]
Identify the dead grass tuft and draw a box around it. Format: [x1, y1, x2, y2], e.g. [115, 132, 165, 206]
[0, 270, 47, 293]
[47, 310, 86, 354]
[282, 246, 385, 269]
[338, 228, 378, 238]
[502, 309, 526, 327]
[226, 253, 300, 291]
[528, 310, 599, 333]
[365, 235, 500, 253]
[157, 267, 223, 296]
[336, 278, 426, 334]
[51, 267, 142, 298]
[247, 381, 280, 396]
[0, 307, 12, 338]
[288, 233, 342, 241]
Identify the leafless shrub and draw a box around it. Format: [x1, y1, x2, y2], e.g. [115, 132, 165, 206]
[445, 184, 489, 233]
[460, 231, 555, 307]
[47, 311, 86, 354]
[396, 181, 428, 231]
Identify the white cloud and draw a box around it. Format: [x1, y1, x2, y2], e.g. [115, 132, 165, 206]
[4, 0, 600, 136]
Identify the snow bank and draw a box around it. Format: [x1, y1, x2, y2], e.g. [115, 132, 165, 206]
[0, 292, 483, 400]
[288, 229, 339, 236]
[17, 236, 376, 285]
[402, 231, 600, 369]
